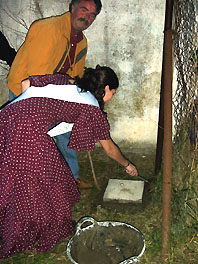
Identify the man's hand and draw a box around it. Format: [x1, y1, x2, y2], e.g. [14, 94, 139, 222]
[21, 79, 30, 93]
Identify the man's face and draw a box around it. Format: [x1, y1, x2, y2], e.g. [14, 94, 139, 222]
[71, 0, 97, 32]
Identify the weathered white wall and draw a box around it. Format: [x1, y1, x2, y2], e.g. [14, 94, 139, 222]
[0, 0, 165, 147]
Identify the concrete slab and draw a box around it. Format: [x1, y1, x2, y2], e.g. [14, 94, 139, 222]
[103, 179, 144, 204]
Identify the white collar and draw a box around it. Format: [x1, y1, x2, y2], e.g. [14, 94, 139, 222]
[10, 84, 99, 108]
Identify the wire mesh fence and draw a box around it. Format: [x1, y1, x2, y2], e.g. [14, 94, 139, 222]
[173, 0, 198, 225]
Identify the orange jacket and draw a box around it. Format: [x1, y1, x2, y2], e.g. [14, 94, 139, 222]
[7, 12, 87, 96]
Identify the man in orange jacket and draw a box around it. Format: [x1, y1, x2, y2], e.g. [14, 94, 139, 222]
[8, 0, 102, 188]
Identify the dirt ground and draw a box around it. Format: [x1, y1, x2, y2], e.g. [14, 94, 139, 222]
[76, 144, 155, 215]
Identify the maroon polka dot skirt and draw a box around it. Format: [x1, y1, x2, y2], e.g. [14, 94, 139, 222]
[0, 97, 110, 258]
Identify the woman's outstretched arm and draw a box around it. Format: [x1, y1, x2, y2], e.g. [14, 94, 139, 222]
[99, 139, 138, 177]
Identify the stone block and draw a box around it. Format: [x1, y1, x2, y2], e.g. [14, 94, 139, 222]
[103, 179, 144, 203]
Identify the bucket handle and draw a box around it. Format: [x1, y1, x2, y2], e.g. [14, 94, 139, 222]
[76, 216, 96, 233]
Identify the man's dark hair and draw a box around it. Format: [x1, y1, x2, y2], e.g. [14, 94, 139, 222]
[69, 0, 102, 15]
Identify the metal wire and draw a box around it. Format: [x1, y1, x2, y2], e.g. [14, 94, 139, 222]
[173, 0, 198, 141]
[173, 0, 198, 225]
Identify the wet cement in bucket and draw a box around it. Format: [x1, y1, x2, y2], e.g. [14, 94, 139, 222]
[70, 224, 144, 264]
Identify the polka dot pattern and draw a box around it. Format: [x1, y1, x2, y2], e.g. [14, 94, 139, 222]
[29, 73, 71, 87]
[0, 97, 110, 258]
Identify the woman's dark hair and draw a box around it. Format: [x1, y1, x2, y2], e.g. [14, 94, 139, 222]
[74, 66, 119, 111]
[69, 0, 102, 15]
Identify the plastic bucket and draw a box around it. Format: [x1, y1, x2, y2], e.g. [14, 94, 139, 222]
[67, 217, 145, 264]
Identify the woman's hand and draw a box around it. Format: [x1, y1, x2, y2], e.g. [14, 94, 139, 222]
[125, 163, 138, 177]
[100, 139, 139, 177]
